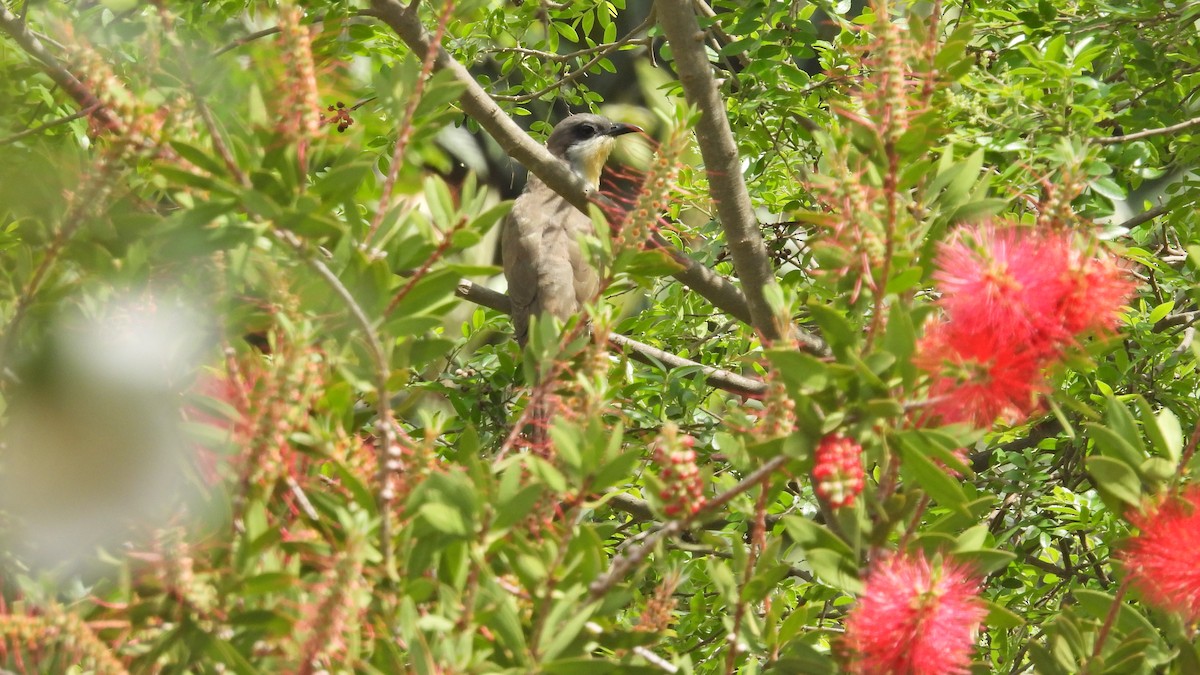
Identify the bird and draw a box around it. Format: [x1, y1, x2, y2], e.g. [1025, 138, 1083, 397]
[501, 113, 642, 347]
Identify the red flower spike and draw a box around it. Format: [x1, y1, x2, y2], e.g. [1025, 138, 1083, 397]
[813, 434, 866, 508]
[917, 318, 1047, 427]
[1123, 486, 1200, 622]
[917, 222, 1134, 428]
[843, 553, 987, 675]
[652, 429, 707, 518]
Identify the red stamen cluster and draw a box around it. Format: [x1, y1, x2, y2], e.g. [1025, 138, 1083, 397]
[1122, 486, 1200, 622]
[917, 221, 1133, 427]
[813, 434, 866, 508]
[843, 553, 987, 674]
[653, 430, 706, 518]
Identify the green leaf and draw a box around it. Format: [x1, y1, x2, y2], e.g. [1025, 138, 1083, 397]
[983, 599, 1025, 629]
[950, 198, 1009, 222]
[1085, 456, 1142, 508]
[390, 268, 461, 318]
[528, 456, 568, 492]
[229, 609, 293, 636]
[807, 301, 858, 352]
[1134, 397, 1175, 461]
[170, 141, 229, 177]
[782, 515, 854, 559]
[1073, 589, 1158, 637]
[897, 437, 969, 510]
[312, 162, 372, 203]
[493, 483, 546, 531]
[1147, 299, 1174, 324]
[1156, 408, 1184, 462]
[414, 70, 469, 118]
[419, 502, 468, 536]
[765, 348, 829, 393]
[591, 448, 641, 491]
[804, 548, 863, 594]
[539, 590, 597, 661]
[1090, 176, 1127, 200]
[1086, 422, 1145, 471]
[238, 572, 295, 596]
[954, 548, 1016, 575]
[884, 266, 923, 294]
[468, 201, 513, 237]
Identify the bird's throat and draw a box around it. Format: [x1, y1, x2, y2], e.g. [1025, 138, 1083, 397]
[566, 136, 616, 190]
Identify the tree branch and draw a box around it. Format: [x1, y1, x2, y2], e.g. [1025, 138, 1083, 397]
[0, 5, 123, 134]
[363, 0, 761, 334]
[1095, 114, 1200, 145]
[1115, 201, 1172, 231]
[588, 454, 789, 599]
[655, 0, 783, 342]
[455, 279, 766, 396]
[0, 103, 98, 146]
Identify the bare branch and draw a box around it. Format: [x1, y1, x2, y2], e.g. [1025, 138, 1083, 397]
[0, 104, 98, 146]
[454, 279, 767, 396]
[656, 0, 783, 342]
[1114, 201, 1173, 231]
[608, 333, 765, 396]
[1095, 114, 1200, 145]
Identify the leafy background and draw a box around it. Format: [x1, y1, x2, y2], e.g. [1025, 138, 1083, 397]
[1, 0, 1199, 672]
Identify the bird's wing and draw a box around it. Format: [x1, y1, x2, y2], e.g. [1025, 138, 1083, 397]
[529, 189, 586, 321]
[502, 181, 601, 344]
[566, 206, 600, 311]
[501, 193, 542, 345]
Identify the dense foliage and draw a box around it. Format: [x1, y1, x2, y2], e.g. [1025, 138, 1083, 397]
[2, 0, 1200, 672]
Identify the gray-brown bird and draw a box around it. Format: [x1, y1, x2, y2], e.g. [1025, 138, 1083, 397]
[502, 114, 641, 346]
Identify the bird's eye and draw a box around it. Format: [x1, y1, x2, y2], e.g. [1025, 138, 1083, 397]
[579, 124, 597, 138]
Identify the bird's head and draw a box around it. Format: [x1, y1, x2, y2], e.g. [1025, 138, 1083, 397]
[546, 113, 642, 190]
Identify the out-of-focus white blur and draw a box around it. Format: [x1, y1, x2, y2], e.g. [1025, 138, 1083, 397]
[0, 295, 212, 574]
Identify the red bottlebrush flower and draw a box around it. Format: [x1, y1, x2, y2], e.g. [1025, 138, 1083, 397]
[844, 553, 987, 675]
[1056, 250, 1134, 337]
[918, 221, 1134, 428]
[935, 223, 1133, 346]
[933, 224, 1071, 348]
[813, 434, 865, 508]
[653, 427, 706, 518]
[917, 318, 1047, 427]
[1122, 486, 1200, 622]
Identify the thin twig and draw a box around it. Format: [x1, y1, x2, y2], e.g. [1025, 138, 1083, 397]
[1084, 579, 1128, 669]
[277, 229, 404, 579]
[488, 33, 651, 64]
[1115, 202, 1172, 231]
[492, 12, 655, 103]
[1095, 114, 1200, 145]
[0, 104, 98, 146]
[368, 0, 456, 240]
[453, 278, 767, 396]
[588, 454, 789, 599]
[213, 26, 282, 57]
